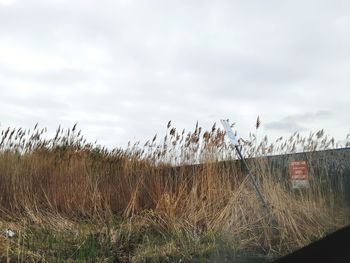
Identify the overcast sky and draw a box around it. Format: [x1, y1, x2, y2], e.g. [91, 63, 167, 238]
[0, 0, 349, 148]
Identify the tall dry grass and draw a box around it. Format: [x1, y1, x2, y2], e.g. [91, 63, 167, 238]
[0, 121, 349, 261]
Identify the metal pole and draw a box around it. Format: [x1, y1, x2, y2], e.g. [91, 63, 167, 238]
[220, 120, 278, 227]
[234, 144, 268, 208]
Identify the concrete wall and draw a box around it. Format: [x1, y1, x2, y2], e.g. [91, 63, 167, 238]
[171, 147, 350, 206]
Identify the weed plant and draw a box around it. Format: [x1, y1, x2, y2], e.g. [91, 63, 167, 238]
[0, 120, 349, 262]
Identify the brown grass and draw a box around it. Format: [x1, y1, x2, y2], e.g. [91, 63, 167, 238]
[0, 121, 349, 262]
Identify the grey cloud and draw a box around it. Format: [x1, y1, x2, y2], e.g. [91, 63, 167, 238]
[0, 0, 349, 147]
[265, 111, 333, 132]
[264, 120, 305, 132]
[34, 69, 90, 86]
[0, 66, 89, 86]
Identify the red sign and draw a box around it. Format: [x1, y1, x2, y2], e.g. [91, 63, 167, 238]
[289, 160, 308, 180]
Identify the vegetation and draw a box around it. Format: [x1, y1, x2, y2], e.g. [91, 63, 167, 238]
[0, 120, 349, 262]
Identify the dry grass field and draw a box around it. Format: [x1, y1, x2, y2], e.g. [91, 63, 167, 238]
[0, 121, 349, 262]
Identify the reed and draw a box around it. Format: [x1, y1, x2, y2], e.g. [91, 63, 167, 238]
[0, 121, 349, 262]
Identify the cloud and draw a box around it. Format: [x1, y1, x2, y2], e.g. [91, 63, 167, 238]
[265, 111, 333, 132]
[0, 0, 15, 6]
[0, 0, 349, 147]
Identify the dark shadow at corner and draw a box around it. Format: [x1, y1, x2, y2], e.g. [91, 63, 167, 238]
[273, 224, 350, 263]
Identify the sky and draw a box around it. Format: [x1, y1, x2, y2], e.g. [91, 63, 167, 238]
[0, 0, 349, 148]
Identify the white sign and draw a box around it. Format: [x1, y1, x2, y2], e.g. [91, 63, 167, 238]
[220, 119, 238, 145]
